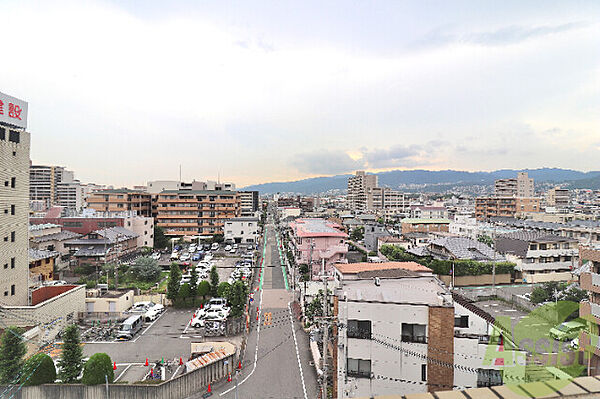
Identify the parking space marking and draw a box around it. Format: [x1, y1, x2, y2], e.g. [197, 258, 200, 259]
[115, 364, 132, 382]
[140, 309, 168, 337]
[171, 365, 182, 380]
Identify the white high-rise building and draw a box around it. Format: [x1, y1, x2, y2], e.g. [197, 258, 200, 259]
[0, 92, 31, 305]
[347, 171, 378, 212]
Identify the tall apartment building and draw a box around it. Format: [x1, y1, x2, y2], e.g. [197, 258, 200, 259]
[0, 92, 30, 305]
[347, 171, 378, 212]
[546, 187, 570, 208]
[367, 187, 409, 217]
[155, 190, 240, 237]
[238, 190, 259, 216]
[56, 180, 85, 211]
[30, 165, 73, 206]
[579, 247, 600, 375]
[494, 172, 534, 197]
[87, 188, 152, 217]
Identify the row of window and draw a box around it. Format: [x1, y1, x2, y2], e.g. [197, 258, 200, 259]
[0, 128, 20, 143]
[3, 177, 16, 188]
[346, 320, 427, 343]
[3, 284, 16, 297]
[4, 231, 16, 242]
[3, 258, 16, 269]
[3, 205, 15, 215]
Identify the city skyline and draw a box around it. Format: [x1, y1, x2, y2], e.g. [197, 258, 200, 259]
[2, 0, 599, 187]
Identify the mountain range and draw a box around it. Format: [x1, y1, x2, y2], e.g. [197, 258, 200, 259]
[242, 168, 600, 194]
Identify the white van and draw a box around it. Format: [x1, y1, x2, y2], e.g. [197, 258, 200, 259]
[117, 315, 143, 340]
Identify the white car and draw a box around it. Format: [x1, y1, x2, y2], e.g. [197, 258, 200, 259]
[131, 301, 155, 313]
[170, 252, 179, 260]
[224, 245, 232, 251]
[204, 254, 213, 262]
[229, 248, 236, 254]
[179, 253, 191, 261]
[151, 252, 161, 260]
[189, 244, 197, 253]
[191, 310, 228, 328]
[211, 243, 219, 250]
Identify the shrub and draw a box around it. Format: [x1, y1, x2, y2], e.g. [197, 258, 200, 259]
[218, 282, 231, 298]
[197, 280, 211, 297]
[21, 353, 56, 386]
[81, 353, 114, 385]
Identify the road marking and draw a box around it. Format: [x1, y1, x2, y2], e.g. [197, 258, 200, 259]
[288, 301, 308, 399]
[171, 365, 182, 380]
[114, 364, 132, 382]
[140, 309, 167, 337]
[220, 263, 265, 397]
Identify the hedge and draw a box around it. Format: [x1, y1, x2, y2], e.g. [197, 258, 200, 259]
[21, 353, 56, 386]
[81, 353, 114, 385]
[380, 244, 515, 277]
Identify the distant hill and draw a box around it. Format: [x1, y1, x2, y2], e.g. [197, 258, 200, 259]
[568, 174, 600, 190]
[242, 168, 600, 195]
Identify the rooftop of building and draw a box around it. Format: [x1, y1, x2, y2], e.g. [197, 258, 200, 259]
[289, 218, 347, 238]
[334, 261, 432, 274]
[498, 230, 575, 243]
[160, 190, 237, 195]
[28, 248, 59, 262]
[401, 218, 451, 224]
[492, 216, 600, 230]
[429, 236, 504, 261]
[29, 223, 61, 231]
[92, 188, 149, 194]
[30, 230, 82, 243]
[226, 217, 259, 222]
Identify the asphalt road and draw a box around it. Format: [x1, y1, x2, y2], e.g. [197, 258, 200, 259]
[201, 222, 319, 399]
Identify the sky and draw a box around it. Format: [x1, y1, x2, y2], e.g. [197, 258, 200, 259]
[1, 0, 599, 187]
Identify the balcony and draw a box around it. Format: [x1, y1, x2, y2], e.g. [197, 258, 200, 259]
[581, 272, 600, 294]
[527, 249, 577, 258]
[319, 244, 349, 259]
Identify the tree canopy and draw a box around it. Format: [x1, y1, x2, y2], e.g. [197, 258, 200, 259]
[0, 326, 26, 384]
[81, 353, 114, 385]
[130, 256, 161, 282]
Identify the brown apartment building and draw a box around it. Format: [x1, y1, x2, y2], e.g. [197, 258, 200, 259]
[156, 190, 241, 237]
[87, 189, 152, 217]
[475, 197, 540, 221]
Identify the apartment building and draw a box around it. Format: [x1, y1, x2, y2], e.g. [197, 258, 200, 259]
[367, 187, 408, 217]
[400, 218, 451, 234]
[495, 231, 578, 283]
[288, 218, 348, 278]
[475, 197, 517, 221]
[409, 205, 448, 219]
[277, 195, 316, 214]
[224, 217, 259, 244]
[490, 217, 600, 247]
[546, 187, 570, 208]
[87, 188, 152, 217]
[238, 190, 259, 216]
[578, 247, 600, 376]
[29, 165, 75, 208]
[55, 180, 85, 211]
[0, 97, 30, 305]
[156, 190, 241, 237]
[347, 171, 378, 212]
[494, 172, 534, 198]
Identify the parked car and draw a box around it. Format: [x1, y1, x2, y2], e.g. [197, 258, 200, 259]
[145, 307, 162, 322]
[549, 321, 586, 341]
[179, 253, 191, 261]
[233, 244, 238, 250]
[43, 280, 67, 286]
[189, 244, 197, 253]
[192, 253, 202, 261]
[170, 252, 179, 260]
[151, 252, 161, 260]
[229, 247, 236, 254]
[191, 310, 227, 328]
[117, 315, 143, 340]
[130, 301, 155, 313]
[224, 245, 232, 251]
[211, 243, 219, 250]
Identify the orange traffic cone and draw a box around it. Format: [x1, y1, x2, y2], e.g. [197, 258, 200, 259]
[227, 373, 232, 382]
[238, 360, 242, 370]
[145, 358, 149, 366]
[113, 362, 117, 370]
[150, 368, 154, 376]
[179, 357, 183, 365]
[208, 383, 212, 393]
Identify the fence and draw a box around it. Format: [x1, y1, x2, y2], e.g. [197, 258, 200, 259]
[0, 349, 234, 399]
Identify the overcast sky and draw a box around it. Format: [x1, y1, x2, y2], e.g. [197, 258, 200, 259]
[2, 0, 599, 187]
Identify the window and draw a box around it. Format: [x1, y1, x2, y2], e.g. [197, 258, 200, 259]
[347, 320, 371, 339]
[3, 264, 7, 269]
[455, 315, 469, 328]
[10, 205, 15, 215]
[10, 231, 15, 242]
[8, 130, 20, 143]
[11, 258, 15, 268]
[421, 364, 427, 381]
[347, 358, 371, 378]
[477, 369, 502, 387]
[63, 221, 83, 228]
[0, 128, 4, 140]
[10, 177, 15, 188]
[401, 323, 426, 343]
[10, 285, 15, 296]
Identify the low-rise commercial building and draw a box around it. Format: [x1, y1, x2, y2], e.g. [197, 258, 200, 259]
[224, 217, 259, 244]
[85, 288, 134, 318]
[289, 218, 348, 278]
[401, 218, 451, 234]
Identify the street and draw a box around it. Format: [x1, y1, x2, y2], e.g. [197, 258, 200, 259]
[203, 221, 319, 399]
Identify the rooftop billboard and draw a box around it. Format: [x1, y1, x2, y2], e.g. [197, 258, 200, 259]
[0, 91, 28, 129]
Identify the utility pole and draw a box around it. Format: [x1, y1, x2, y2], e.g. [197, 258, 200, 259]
[321, 257, 328, 399]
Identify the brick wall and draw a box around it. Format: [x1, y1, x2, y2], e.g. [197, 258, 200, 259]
[427, 306, 454, 392]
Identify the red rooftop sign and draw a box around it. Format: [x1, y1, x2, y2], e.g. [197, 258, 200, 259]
[0, 91, 28, 129]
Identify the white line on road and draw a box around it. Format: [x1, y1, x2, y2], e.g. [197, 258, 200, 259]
[220, 273, 264, 396]
[288, 301, 308, 399]
[171, 365, 182, 380]
[114, 364, 132, 382]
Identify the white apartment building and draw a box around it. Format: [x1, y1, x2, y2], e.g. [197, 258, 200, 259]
[239, 190, 259, 216]
[0, 120, 30, 305]
[367, 187, 408, 217]
[347, 171, 378, 212]
[224, 217, 259, 244]
[56, 180, 85, 211]
[546, 187, 570, 208]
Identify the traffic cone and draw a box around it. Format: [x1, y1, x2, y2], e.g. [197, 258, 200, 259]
[145, 358, 149, 366]
[207, 383, 212, 393]
[150, 368, 153, 376]
[161, 357, 164, 364]
[200, 303, 203, 309]
[179, 357, 183, 365]
[238, 360, 242, 370]
[113, 362, 117, 370]
[256, 314, 259, 321]
[228, 373, 232, 382]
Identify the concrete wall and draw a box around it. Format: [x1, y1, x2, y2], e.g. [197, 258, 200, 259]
[0, 351, 234, 399]
[439, 274, 511, 287]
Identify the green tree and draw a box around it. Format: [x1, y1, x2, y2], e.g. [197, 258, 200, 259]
[58, 324, 83, 383]
[350, 227, 364, 241]
[189, 268, 199, 298]
[130, 256, 161, 282]
[0, 326, 27, 384]
[530, 286, 550, 304]
[178, 283, 192, 306]
[197, 280, 211, 298]
[562, 287, 587, 303]
[477, 234, 494, 248]
[167, 263, 182, 301]
[225, 280, 249, 317]
[209, 266, 220, 297]
[81, 353, 114, 385]
[153, 225, 169, 249]
[217, 282, 231, 298]
[21, 353, 56, 386]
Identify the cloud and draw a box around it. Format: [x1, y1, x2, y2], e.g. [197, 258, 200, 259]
[417, 22, 587, 48]
[291, 150, 363, 175]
